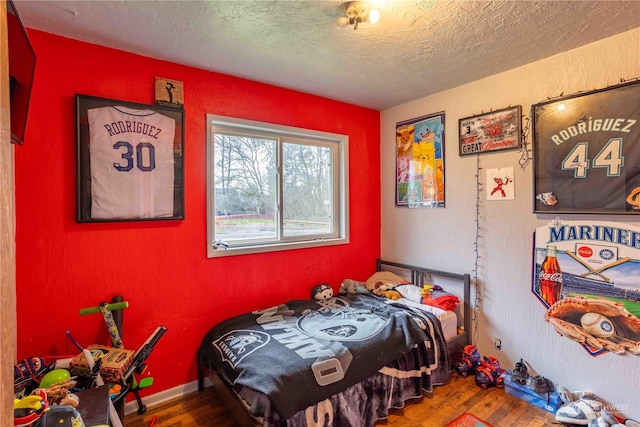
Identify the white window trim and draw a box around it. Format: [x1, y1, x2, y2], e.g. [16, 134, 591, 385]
[206, 114, 350, 258]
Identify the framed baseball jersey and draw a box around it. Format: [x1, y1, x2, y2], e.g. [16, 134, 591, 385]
[532, 80, 640, 214]
[76, 95, 185, 222]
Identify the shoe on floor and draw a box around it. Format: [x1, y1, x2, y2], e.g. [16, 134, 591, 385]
[589, 418, 625, 427]
[527, 375, 555, 394]
[588, 411, 627, 427]
[601, 409, 620, 425]
[557, 386, 575, 403]
[556, 397, 603, 425]
[511, 358, 529, 385]
[589, 418, 611, 427]
[557, 387, 599, 404]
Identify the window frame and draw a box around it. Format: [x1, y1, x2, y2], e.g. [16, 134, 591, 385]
[206, 114, 349, 258]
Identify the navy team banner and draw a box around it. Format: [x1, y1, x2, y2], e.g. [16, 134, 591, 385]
[533, 80, 640, 214]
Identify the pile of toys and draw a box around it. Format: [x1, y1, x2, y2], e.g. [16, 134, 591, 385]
[13, 297, 167, 427]
[455, 344, 505, 389]
[13, 357, 87, 427]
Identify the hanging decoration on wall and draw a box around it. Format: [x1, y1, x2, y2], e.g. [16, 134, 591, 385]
[395, 112, 445, 208]
[532, 219, 640, 356]
[517, 115, 532, 171]
[458, 105, 521, 156]
[532, 79, 640, 214]
[76, 94, 185, 223]
[155, 77, 184, 109]
[486, 167, 514, 200]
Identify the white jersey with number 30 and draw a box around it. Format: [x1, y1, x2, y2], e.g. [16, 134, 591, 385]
[88, 106, 176, 219]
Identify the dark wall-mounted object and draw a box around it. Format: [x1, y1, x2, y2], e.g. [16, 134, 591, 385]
[7, 0, 37, 145]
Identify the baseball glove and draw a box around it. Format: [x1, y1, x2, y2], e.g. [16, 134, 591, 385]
[545, 296, 640, 355]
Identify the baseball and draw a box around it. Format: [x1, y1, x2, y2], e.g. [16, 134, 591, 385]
[580, 312, 615, 337]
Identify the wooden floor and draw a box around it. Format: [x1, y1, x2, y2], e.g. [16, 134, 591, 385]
[124, 375, 561, 427]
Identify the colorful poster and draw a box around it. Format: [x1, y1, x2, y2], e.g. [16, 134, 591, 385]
[533, 220, 640, 356]
[395, 112, 445, 208]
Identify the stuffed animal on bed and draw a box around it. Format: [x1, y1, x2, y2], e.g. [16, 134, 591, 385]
[311, 283, 333, 300]
[373, 287, 402, 300]
[420, 284, 460, 311]
[421, 285, 440, 308]
[339, 279, 366, 295]
[364, 271, 411, 292]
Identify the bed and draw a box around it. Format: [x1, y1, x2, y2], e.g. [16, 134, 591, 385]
[197, 259, 471, 427]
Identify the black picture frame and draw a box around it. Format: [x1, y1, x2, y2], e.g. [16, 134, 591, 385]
[76, 94, 185, 222]
[532, 80, 640, 215]
[458, 105, 521, 156]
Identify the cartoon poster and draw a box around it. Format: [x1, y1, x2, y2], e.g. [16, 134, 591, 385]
[395, 112, 445, 208]
[533, 220, 640, 356]
[486, 167, 514, 200]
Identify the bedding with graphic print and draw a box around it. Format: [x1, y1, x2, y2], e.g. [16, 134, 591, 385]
[197, 292, 449, 423]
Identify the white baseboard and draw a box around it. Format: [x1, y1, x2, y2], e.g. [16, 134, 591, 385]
[123, 377, 212, 416]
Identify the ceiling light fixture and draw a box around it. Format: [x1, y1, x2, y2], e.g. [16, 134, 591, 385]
[338, 1, 380, 30]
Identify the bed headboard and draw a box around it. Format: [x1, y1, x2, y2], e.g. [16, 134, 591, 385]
[376, 258, 472, 351]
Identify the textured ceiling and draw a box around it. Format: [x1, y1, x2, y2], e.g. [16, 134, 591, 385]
[14, 0, 640, 110]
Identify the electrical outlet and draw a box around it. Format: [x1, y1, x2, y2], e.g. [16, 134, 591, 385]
[494, 338, 502, 350]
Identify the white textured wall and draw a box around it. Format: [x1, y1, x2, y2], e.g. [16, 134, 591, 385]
[381, 27, 640, 420]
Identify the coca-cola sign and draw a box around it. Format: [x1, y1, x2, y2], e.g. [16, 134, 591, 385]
[538, 271, 562, 283]
[578, 246, 593, 258]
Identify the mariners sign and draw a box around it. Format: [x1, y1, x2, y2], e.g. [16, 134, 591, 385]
[533, 220, 640, 355]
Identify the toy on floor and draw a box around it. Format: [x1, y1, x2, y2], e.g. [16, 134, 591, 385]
[78, 296, 166, 416]
[36, 368, 77, 406]
[112, 326, 167, 415]
[77, 348, 122, 427]
[475, 356, 504, 389]
[456, 345, 481, 377]
[79, 300, 129, 349]
[32, 405, 85, 427]
[14, 389, 49, 427]
[14, 357, 55, 394]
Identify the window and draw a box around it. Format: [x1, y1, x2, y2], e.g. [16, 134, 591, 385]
[206, 115, 349, 257]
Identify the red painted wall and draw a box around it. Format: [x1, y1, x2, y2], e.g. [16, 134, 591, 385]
[14, 30, 381, 396]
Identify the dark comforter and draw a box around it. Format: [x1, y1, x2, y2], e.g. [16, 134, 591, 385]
[198, 293, 448, 421]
